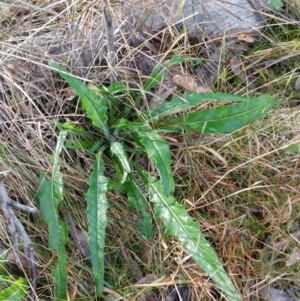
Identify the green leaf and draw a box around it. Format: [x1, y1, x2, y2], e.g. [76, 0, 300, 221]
[110, 141, 131, 183]
[137, 129, 174, 196]
[170, 54, 202, 67]
[50, 62, 110, 138]
[157, 95, 278, 133]
[38, 131, 66, 249]
[0, 277, 28, 301]
[65, 139, 93, 149]
[85, 151, 109, 297]
[56, 122, 97, 140]
[284, 143, 299, 153]
[124, 174, 152, 239]
[143, 63, 166, 92]
[88, 139, 104, 155]
[135, 63, 166, 104]
[0, 275, 14, 286]
[113, 118, 148, 131]
[110, 142, 131, 173]
[267, 0, 283, 10]
[52, 221, 68, 300]
[37, 131, 68, 299]
[135, 164, 241, 301]
[107, 82, 127, 93]
[144, 92, 268, 123]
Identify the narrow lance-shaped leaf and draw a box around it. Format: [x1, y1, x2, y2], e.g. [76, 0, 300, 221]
[135, 164, 242, 301]
[38, 131, 66, 249]
[144, 92, 265, 123]
[124, 174, 152, 239]
[137, 129, 174, 196]
[85, 151, 109, 296]
[50, 62, 110, 138]
[37, 131, 68, 299]
[157, 96, 278, 133]
[52, 221, 68, 300]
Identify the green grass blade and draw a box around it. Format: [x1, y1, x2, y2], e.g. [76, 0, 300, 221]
[50, 62, 110, 138]
[137, 129, 174, 196]
[157, 95, 278, 133]
[124, 174, 152, 239]
[135, 164, 242, 301]
[37, 131, 68, 299]
[85, 151, 109, 297]
[0, 277, 28, 301]
[144, 92, 261, 123]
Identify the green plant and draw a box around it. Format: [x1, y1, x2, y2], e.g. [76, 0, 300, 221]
[37, 60, 278, 301]
[267, 0, 284, 11]
[0, 261, 28, 301]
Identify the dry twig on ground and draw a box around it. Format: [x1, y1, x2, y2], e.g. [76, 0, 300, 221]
[0, 178, 38, 300]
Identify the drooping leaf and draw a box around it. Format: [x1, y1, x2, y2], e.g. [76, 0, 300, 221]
[37, 131, 68, 299]
[157, 95, 278, 133]
[135, 164, 242, 301]
[137, 129, 174, 196]
[110, 142, 131, 173]
[85, 151, 109, 297]
[50, 62, 110, 138]
[0, 277, 28, 301]
[144, 92, 272, 123]
[124, 174, 152, 239]
[110, 141, 131, 184]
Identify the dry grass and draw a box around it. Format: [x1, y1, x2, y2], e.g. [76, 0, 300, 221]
[0, 0, 300, 300]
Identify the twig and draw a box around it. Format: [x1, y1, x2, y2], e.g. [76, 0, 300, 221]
[0, 181, 37, 300]
[10, 199, 38, 214]
[0, 183, 20, 261]
[64, 212, 91, 259]
[64, 212, 110, 266]
[102, 0, 117, 82]
[12, 212, 37, 299]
